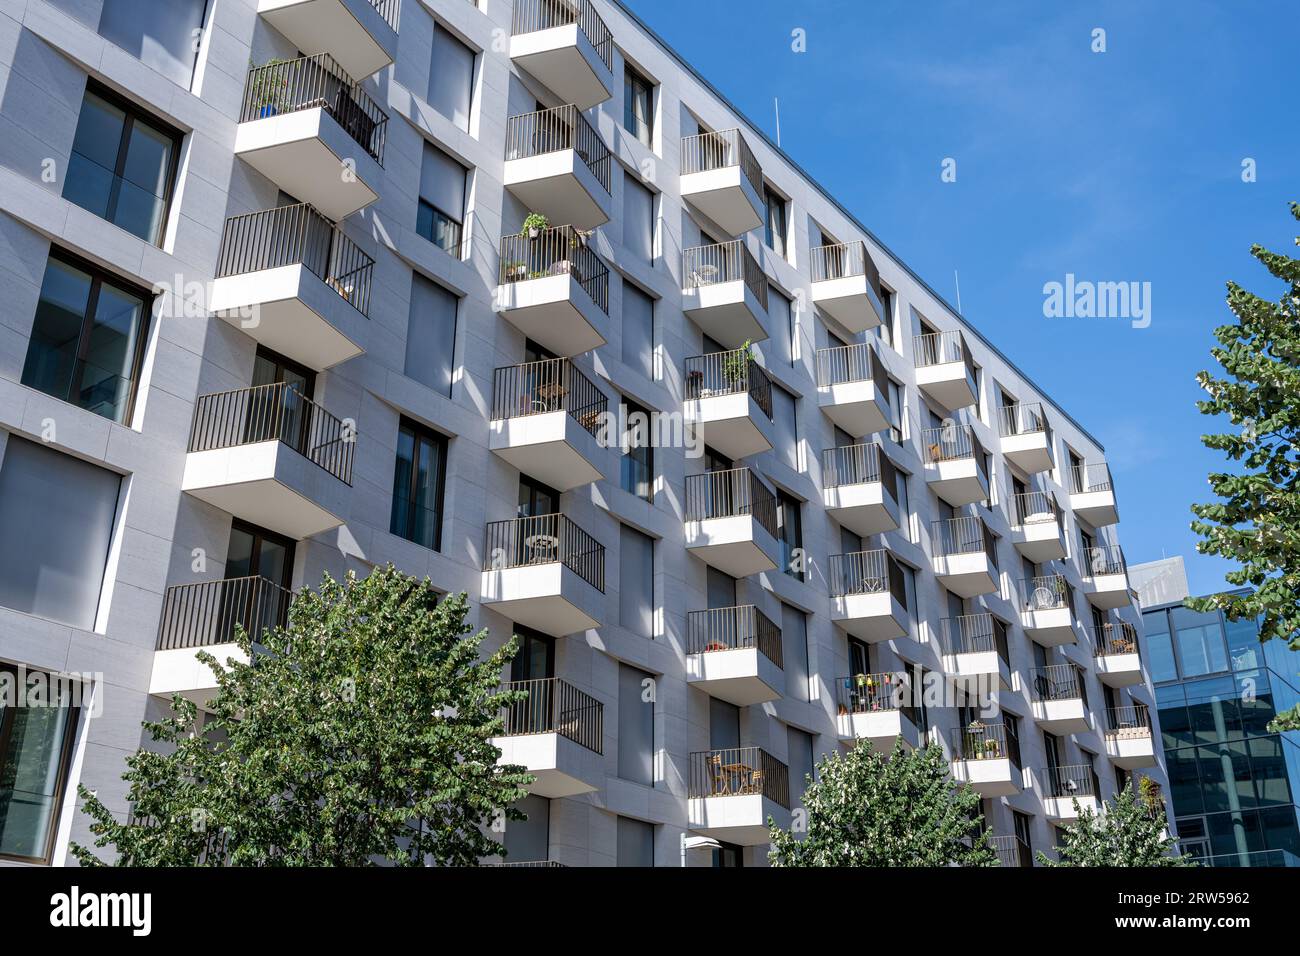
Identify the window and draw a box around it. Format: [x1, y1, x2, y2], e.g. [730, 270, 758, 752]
[782, 603, 810, 702]
[787, 727, 815, 806]
[771, 384, 798, 470]
[64, 84, 179, 244]
[895, 468, 912, 543]
[621, 397, 654, 501]
[96, 0, 207, 87]
[0, 436, 122, 630]
[709, 697, 740, 751]
[623, 65, 653, 146]
[776, 490, 803, 580]
[887, 379, 905, 443]
[768, 286, 795, 367]
[712, 843, 743, 867]
[879, 287, 895, 349]
[0, 663, 82, 863]
[616, 816, 654, 867]
[1171, 607, 1230, 678]
[1143, 610, 1178, 683]
[417, 143, 467, 256]
[763, 186, 787, 259]
[429, 23, 475, 131]
[22, 250, 151, 425]
[617, 663, 654, 785]
[1012, 810, 1033, 858]
[390, 419, 448, 550]
[618, 525, 654, 639]
[624, 176, 655, 264]
[621, 284, 655, 378]
[503, 794, 549, 863]
[404, 274, 458, 397]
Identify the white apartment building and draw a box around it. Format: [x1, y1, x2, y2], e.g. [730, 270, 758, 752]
[0, 0, 1168, 867]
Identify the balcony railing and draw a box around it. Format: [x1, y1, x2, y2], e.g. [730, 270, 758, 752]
[488, 859, 567, 867]
[240, 53, 387, 163]
[505, 104, 611, 193]
[1012, 490, 1060, 527]
[989, 834, 1033, 868]
[822, 441, 899, 492]
[682, 240, 768, 308]
[809, 239, 880, 290]
[684, 468, 778, 538]
[997, 401, 1049, 438]
[913, 329, 974, 374]
[156, 576, 293, 651]
[491, 357, 607, 437]
[511, 0, 613, 71]
[1044, 763, 1099, 800]
[1091, 622, 1140, 658]
[1030, 664, 1086, 704]
[688, 746, 790, 807]
[1105, 704, 1151, 738]
[683, 349, 772, 418]
[1070, 460, 1113, 494]
[815, 341, 888, 390]
[921, 423, 988, 479]
[1083, 544, 1127, 577]
[483, 514, 605, 592]
[933, 515, 997, 564]
[499, 677, 603, 753]
[940, 613, 1009, 664]
[369, 0, 401, 32]
[836, 671, 909, 715]
[680, 128, 762, 195]
[828, 549, 906, 605]
[1023, 574, 1074, 612]
[217, 203, 375, 316]
[189, 382, 355, 484]
[953, 722, 1022, 767]
[498, 225, 610, 314]
[686, 605, 782, 667]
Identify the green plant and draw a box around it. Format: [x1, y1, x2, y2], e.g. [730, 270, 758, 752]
[722, 340, 754, 386]
[521, 212, 550, 236]
[1040, 784, 1192, 867]
[250, 57, 292, 113]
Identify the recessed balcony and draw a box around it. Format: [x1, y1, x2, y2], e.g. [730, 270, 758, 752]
[829, 549, 909, 642]
[809, 241, 885, 333]
[822, 442, 901, 536]
[815, 342, 892, 437]
[835, 672, 922, 752]
[681, 240, 769, 348]
[1069, 461, 1119, 527]
[256, 0, 399, 81]
[504, 105, 612, 231]
[235, 55, 386, 221]
[683, 349, 774, 460]
[932, 516, 999, 598]
[913, 330, 978, 411]
[1043, 764, 1102, 821]
[182, 384, 352, 540]
[493, 677, 603, 798]
[921, 423, 990, 507]
[1020, 574, 1078, 647]
[490, 358, 611, 491]
[688, 746, 790, 846]
[509, 0, 614, 110]
[684, 468, 781, 578]
[951, 723, 1023, 797]
[480, 514, 605, 636]
[1092, 623, 1143, 687]
[940, 613, 1011, 688]
[210, 204, 370, 370]
[150, 576, 291, 709]
[990, 834, 1033, 867]
[1029, 664, 1091, 734]
[679, 129, 764, 236]
[1009, 491, 1067, 563]
[496, 226, 610, 356]
[685, 605, 783, 706]
[1103, 704, 1157, 769]
[998, 401, 1054, 473]
[1082, 545, 1132, 610]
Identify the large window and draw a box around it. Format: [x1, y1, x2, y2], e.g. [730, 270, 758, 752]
[390, 420, 448, 551]
[22, 251, 151, 425]
[771, 384, 798, 470]
[618, 525, 654, 639]
[502, 794, 549, 863]
[621, 283, 654, 378]
[429, 23, 475, 132]
[621, 397, 653, 501]
[623, 177, 654, 264]
[616, 816, 654, 867]
[404, 274, 458, 397]
[1171, 607, 1230, 678]
[417, 143, 467, 256]
[0, 437, 121, 630]
[763, 186, 787, 259]
[64, 84, 179, 244]
[776, 490, 803, 580]
[787, 726, 814, 807]
[95, 0, 208, 87]
[782, 603, 810, 702]
[617, 663, 654, 785]
[768, 286, 794, 368]
[1143, 609, 1179, 683]
[623, 66, 653, 147]
[0, 663, 82, 863]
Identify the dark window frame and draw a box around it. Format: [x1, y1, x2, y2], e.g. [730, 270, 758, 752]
[391, 417, 449, 552]
[763, 185, 788, 258]
[623, 64, 654, 146]
[620, 396, 654, 502]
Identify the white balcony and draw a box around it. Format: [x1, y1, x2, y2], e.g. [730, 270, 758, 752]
[684, 469, 781, 578]
[940, 615, 1012, 689]
[835, 673, 921, 753]
[681, 240, 769, 348]
[1043, 765, 1102, 821]
[1045, 791, 1102, 822]
[933, 517, 999, 598]
[1020, 576, 1079, 647]
[689, 747, 791, 846]
[822, 443, 901, 536]
[504, 106, 612, 231]
[257, 0, 398, 80]
[1070, 462, 1120, 527]
[1010, 492, 1068, 563]
[1104, 707, 1158, 769]
[815, 342, 892, 437]
[1093, 625, 1144, 687]
[809, 241, 885, 333]
[235, 56, 385, 221]
[683, 351, 774, 460]
[489, 358, 610, 492]
[496, 228, 610, 356]
[921, 425, 990, 507]
[914, 330, 978, 411]
[509, 0, 614, 110]
[1030, 666, 1091, 734]
[685, 606, 783, 706]
[494, 678, 603, 797]
[149, 643, 246, 710]
[1082, 549, 1132, 610]
[680, 129, 764, 235]
[480, 515, 605, 637]
[999, 402, 1055, 473]
[829, 550, 909, 643]
[951, 725, 1023, 797]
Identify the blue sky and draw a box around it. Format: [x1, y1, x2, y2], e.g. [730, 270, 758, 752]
[623, 0, 1299, 597]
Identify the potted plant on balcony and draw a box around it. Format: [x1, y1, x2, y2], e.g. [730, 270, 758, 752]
[983, 737, 1001, 759]
[503, 260, 528, 281]
[521, 212, 549, 239]
[722, 340, 754, 390]
[250, 58, 291, 118]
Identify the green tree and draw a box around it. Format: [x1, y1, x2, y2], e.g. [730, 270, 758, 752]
[72, 566, 531, 866]
[1189, 202, 1300, 732]
[768, 739, 995, 867]
[1040, 783, 1194, 867]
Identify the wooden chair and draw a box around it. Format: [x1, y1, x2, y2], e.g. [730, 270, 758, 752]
[708, 753, 728, 796]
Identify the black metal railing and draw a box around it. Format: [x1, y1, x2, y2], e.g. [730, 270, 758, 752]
[989, 834, 1033, 868]
[940, 613, 1009, 665]
[189, 383, 355, 484]
[1070, 461, 1113, 494]
[1023, 574, 1074, 612]
[836, 671, 909, 715]
[510, 0, 613, 71]
[1030, 664, 1085, 703]
[505, 104, 610, 194]
[815, 341, 888, 391]
[1083, 544, 1127, 578]
[488, 859, 567, 867]
[156, 576, 293, 651]
[1045, 763, 1098, 799]
[491, 358, 607, 437]
[483, 514, 605, 592]
[216, 203, 374, 316]
[499, 677, 603, 753]
[1092, 622, 1140, 658]
[680, 128, 763, 196]
[497, 225, 609, 314]
[920, 424, 988, 487]
[913, 329, 974, 374]
[953, 722, 1021, 767]
[822, 441, 899, 493]
[933, 516, 997, 564]
[1105, 704, 1151, 738]
[683, 349, 772, 418]
[828, 549, 907, 606]
[998, 401, 1049, 438]
[688, 746, 789, 808]
[682, 240, 768, 309]
[686, 605, 783, 668]
[809, 240, 881, 294]
[241, 53, 387, 163]
[684, 468, 778, 539]
[1012, 490, 1060, 527]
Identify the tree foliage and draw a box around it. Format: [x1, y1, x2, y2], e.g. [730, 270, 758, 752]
[1040, 783, 1194, 867]
[768, 739, 995, 867]
[72, 566, 530, 866]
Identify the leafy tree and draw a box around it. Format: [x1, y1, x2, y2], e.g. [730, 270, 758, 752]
[768, 739, 995, 867]
[72, 566, 531, 866]
[1189, 202, 1300, 731]
[1040, 782, 1193, 867]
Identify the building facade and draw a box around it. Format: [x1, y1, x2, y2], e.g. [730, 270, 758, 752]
[0, 0, 1167, 867]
